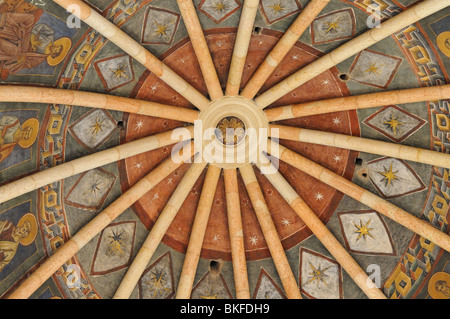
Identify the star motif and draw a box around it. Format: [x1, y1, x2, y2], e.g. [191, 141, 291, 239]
[213, 1, 228, 13]
[378, 162, 399, 187]
[147, 270, 172, 298]
[324, 18, 342, 33]
[134, 119, 144, 131]
[306, 262, 331, 287]
[135, 162, 143, 171]
[353, 218, 375, 241]
[149, 193, 160, 204]
[150, 83, 159, 93]
[110, 64, 128, 81]
[107, 229, 126, 257]
[213, 234, 220, 241]
[269, 1, 285, 15]
[154, 21, 169, 37]
[333, 155, 342, 163]
[383, 114, 405, 136]
[332, 117, 341, 126]
[314, 192, 324, 201]
[91, 117, 104, 135]
[364, 63, 383, 75]
[87, 178, 103, 197]
[281, 218, 291, 226]
[292, 54, 300, 61]
[249, 236, 259, 246]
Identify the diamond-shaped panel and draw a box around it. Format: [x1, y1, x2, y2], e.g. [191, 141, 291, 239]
[94, 55, 135, 92]
[366, 157, 426, 198]
[139, 252, 175, 299]
[69, 109, 118, 152]
[141, 7, 180, 45]
[198, 0, 241, 24]
[299, 248, 343, 299]
[349, 49, 402, 89]
[260, 0, 302, 25]
[363, 105, 426, 143]
[311, 8, 356, 45]
[65, 168, 117, 211]
[337, 210, 396, 256]
[90, 221, 136, 275]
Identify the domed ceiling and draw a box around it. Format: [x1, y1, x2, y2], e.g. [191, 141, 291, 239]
[0, 0, 449, 300]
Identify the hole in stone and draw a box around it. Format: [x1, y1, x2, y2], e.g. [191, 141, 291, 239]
[253, 27, 262, 35]
[117, 121, 125, 128]
[362, 173, 368, 178]
[339, 73, 350, 81]
[210, 260, 221, 274]
[355, 158, 363, 166]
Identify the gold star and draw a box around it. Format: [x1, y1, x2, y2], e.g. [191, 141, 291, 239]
[306, 262, 330, 286]
[147, 271, 172, 298]
[354, 218, 375, 241]
[110, 64, 128, 81]
[200, 288, 219, 299]
[91, 118, 104, 135]
[383, 114, 405, 135]
[107, 230, 125, 257]
[214, 1, 228, 12]
[364, 63, 383, 75]
[269, 1, 285, 15]
[154, 21, 169, 37]
[324, 18, 341, 33]
[379, 162, 399, 187]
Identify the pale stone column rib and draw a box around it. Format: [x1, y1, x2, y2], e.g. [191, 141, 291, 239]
[265, 85, 450, 121]
[224, 168, 250, 299]
[257, 160, 386, 299]
[255, 0, 450, 109]
[7, 146, 196, 299]
[177, 0, 223, 100]
[267, 141, 450, 253]
[241, 0, 331, 99]
[176, 164, 222, 299]
[0, 127, 195, 204]
[113, 160, 207, 299]
[226, 0, 260, 96]
[239, 164, 302, 299]
[271, 124, 450, 169]
[0, 86, 199, 123]
[51, 0, 210, 110]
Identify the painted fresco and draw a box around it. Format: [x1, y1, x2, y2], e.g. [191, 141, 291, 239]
[0, 0, 76, 81]
[0, 110, 39, 171]
[0, 201, 38, 281]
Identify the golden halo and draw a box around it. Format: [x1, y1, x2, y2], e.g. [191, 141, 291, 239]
[428, 272, 450, 299]
[45, 37, 72, 66]
[17, 118, 39, 149]
[17, 213, 38, 246]
[437, 31, 450, 58]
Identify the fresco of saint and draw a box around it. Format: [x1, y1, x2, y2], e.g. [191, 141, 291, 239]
[0, 115, 39, 164]
[0, 0, 72, 79]
[0, 213, 38, 271]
